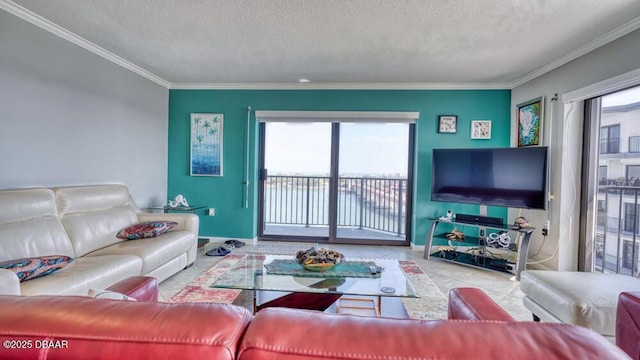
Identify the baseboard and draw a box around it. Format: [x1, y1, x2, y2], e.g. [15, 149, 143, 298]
[410, 242, 425, 252]
[199, 236, 258, 245]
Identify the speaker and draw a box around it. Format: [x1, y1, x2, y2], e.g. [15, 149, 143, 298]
[455, 213, 504, 227]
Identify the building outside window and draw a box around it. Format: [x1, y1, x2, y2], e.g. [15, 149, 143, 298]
[623, 203, 640, 234]
[600, 124, 620, 154]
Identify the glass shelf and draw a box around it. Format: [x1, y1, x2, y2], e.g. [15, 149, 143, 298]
[423, 217, 534, 280]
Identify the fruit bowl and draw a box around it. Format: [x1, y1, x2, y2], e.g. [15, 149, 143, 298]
[302, 262, 338, 272]
[296, 247, 344, 272]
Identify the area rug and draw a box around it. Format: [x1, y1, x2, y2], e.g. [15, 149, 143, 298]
[169, 251, 447, 320]
[168, 254, 244, 304]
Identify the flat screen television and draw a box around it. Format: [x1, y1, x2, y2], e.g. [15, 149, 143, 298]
[431, 147, 548, 210]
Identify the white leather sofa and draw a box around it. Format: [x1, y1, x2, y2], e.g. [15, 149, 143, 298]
[520, 270, 640, 342]
[0, 184, 199, 296]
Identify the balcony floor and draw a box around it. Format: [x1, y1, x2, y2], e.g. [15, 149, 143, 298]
[263, 224, 405, 242]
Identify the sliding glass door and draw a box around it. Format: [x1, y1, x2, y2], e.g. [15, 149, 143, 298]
[258, 116, 414, 245]
[335, 123, 411, 242]
[581, 86, 640, 274]
[260, 122, 332, 239]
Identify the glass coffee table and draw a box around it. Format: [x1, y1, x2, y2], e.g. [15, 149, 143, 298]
[211, 254, 419, 316]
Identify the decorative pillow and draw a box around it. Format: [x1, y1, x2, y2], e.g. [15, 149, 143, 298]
[116, 221, 178, 240]
[87, 288, 137, 301]
[0, 255, 73, 282]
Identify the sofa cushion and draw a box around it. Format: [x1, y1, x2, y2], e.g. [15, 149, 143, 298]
[0, 297, 253, 360]
[0, 188, 57, 224]
[0, 189, 74, 261]
[86, 231, 194, 274]
[0, 255, 73, 282]
[116, 221, 178, 240]
[55, 185, 139, 257]
[20, 255, 143, 296]
[520, 270, 640, 336]
[238, 307, 627, 360]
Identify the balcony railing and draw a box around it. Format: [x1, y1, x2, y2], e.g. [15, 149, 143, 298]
[595, 184, 640, 276]
[630, 136, 640, 153]
[264, 175, 407, 237]
[599, 138, 620, 154]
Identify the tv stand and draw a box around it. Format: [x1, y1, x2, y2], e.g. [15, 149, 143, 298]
[423, 217, 534, 280]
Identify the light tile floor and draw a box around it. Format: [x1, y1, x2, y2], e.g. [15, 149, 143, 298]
[159, 241, 531, 321]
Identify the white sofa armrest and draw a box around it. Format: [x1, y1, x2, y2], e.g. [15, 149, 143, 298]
[0, 269, 21, 296]
[136, 212, 199, 237]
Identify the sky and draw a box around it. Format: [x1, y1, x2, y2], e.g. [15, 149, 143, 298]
[602, 86, 640, 106]
[264, 122, 409, 176]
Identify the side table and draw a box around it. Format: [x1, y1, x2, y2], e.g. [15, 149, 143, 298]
[148, 205, 207, 214]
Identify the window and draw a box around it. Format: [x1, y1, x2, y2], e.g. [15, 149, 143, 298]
[600, 124, 620, 154]
[624, 203, 639, 234]
[622, 240, 639, 274]
[628, 165, 640, 184]
[581, 85, 640, 273]
[598, 165, 608, 184]
[630, 136, 640, 153]
[597, 200, 606, 211]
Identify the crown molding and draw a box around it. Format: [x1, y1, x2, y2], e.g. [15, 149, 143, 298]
[562, 67, 640, 103]
[511, 16, 640, 88]
[0, 0, 170, 88]
[168, 82, 511, 90]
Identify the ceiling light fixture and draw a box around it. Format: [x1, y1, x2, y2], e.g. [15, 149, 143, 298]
[299, 78, 310, 83]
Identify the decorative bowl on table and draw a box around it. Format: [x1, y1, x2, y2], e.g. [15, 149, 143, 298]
[302, 262, 338, 272]
[296, 247, 344, 272]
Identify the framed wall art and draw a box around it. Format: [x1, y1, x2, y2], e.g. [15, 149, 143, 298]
[471, 120, 491, 139]
[517, 97, 544, 147]
[438, 115, 457, 133]
[190, 113, 223, 176]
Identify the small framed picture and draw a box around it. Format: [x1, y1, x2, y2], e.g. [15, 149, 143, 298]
[471, 120, 491, 139]
[438, 115, 457, 133]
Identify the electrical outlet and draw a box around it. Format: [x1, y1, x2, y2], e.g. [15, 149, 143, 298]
[541, 220, 549, 236]
[208, 208, 215, 216]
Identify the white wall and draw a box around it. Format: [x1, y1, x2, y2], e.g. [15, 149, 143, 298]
[511, 28, 640, 271]
[0, 10, 168, 208]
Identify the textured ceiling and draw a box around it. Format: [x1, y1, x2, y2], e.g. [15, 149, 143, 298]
[6, 0, 640, 87]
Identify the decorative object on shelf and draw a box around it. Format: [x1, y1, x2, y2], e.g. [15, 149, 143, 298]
[439, 210, 453, 221]
[470, 120, 491, 139]
[512, 216, 529, 229]
[190, 113, 224, 176]
[438, 115, 457, 133]
[168, 194, 189, 208]
[487, 231, 513, 249]
[446, 227, 465, 241]
[437, 245, 456, 259]
[295, 247, 344, 272]
[517, 97, 544, 147]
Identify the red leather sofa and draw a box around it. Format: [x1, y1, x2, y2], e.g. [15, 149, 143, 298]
[0, 277, 632, 360]
[618, 291, 640, 360]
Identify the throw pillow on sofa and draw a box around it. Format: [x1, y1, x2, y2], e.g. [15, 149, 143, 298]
[0, 255, 73, 282]
[116, 221, 178, 240]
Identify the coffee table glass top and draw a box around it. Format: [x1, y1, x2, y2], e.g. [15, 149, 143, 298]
[210, 255, 419, 298]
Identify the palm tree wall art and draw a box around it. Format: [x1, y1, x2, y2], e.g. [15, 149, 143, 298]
[190, 113, 223, 176]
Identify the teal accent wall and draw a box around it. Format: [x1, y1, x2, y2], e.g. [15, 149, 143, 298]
[168, 89, 511, 244]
